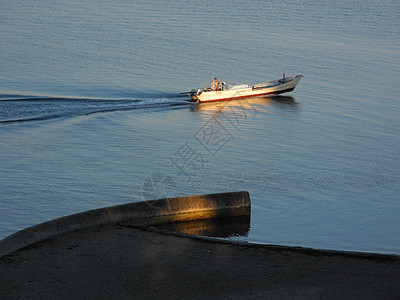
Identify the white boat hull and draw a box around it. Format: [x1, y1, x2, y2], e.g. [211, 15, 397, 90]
[189, 75, 303, 103]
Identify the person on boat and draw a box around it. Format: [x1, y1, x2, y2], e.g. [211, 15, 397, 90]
[211, 77, 225, 91]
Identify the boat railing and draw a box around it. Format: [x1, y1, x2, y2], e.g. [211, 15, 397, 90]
[252, 80, 275, 88]
[252, 81, 278, 90]
[252, 76, 295, 90]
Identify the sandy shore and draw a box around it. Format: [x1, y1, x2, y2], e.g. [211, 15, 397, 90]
[1, 224, 399, 299]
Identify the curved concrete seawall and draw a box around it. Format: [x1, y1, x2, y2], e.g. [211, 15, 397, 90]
[0, 191, 250, 258]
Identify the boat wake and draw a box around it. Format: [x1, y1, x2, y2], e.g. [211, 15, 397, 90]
[0, 95, 191, 124]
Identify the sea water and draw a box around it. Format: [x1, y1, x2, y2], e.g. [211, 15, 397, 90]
[0, 0, 399, 254]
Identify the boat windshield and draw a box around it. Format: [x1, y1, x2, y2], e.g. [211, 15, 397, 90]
[226, 84, 250, 90]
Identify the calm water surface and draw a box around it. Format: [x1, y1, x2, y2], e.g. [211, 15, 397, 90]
[1, 0, 399, 254]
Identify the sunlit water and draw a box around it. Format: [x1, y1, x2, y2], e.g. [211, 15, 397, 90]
[1, 0, 399, 254]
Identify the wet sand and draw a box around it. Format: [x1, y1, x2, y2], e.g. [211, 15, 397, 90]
[0, 224, 399, 299]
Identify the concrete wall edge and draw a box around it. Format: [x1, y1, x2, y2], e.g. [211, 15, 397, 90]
[0, 191, 250, 258]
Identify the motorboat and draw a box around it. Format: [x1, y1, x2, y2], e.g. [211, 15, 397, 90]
[185, 74, 303, 103]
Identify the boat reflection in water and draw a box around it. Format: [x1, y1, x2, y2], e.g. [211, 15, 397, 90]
[152, 215, 250, 238]
[265, 95, 298, 108]
[190, 95, 299, 116]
